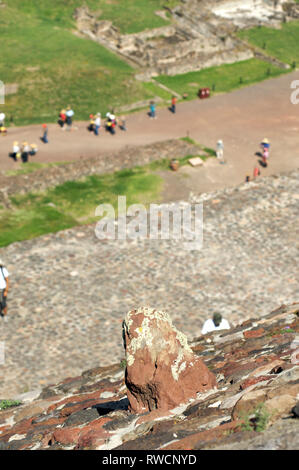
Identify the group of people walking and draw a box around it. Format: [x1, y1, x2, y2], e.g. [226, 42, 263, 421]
[57, 106, 75, 131]
[87, 112, 126, 136]
[9, 141, 38, 163]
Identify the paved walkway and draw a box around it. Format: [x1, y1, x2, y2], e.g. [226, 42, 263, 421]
[1, 72, 299, 194]
[0, 169, 298, 397]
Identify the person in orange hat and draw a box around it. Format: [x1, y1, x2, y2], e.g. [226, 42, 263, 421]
[41, 123, 48, 143]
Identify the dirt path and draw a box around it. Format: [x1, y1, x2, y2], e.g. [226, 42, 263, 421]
[1, 72, 299, 194]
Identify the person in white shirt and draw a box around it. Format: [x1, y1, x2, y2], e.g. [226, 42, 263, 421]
[0, 112, 5, 127]
[66, 106, 74, 131]
[216, 139, 224, 163]
[94, 113, 101, 135]
[0, 259, 9, 317]
[201, 313, 230, 335]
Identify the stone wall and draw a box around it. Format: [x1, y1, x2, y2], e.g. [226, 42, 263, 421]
[73, 1, 293, 79]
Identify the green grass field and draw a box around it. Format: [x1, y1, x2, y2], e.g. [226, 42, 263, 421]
[155, 58, 288, 99]
[0, 139, 212, 247]
[1, 1, 179, 126]
[0, 167, 163, 247]
[238, 20, 299, 66]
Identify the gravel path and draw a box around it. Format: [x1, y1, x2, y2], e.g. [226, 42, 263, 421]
[1, 72, 299, 193]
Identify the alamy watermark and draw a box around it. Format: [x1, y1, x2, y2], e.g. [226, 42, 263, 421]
[0, 80, 4, 105]
[0, 342, 4, 365]
[290, 80, 299, 104]
[94, 196, 203, 250]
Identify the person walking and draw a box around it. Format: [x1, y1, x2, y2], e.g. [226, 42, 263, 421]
[253, 165, 260, 179]
[0, 112, 5, 127]
[9, 141, 20, 161]
[94, 113, 101, 136]
[21, 142, 30, 163]
[149, 101, 156, 119]
[201, 313, 230, 335]
[119, 115, 127, 131]
[41, 124, 48, 143]
[58, 109, 66, 129]
[216, 139, 224, 163]
[29, 143, 38, 156]
[170, 96, 177, 114]
[0, 259, 9, 318]
[65, 106, 74, 131]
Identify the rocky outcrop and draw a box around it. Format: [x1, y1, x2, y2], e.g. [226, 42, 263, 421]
[0, 303, 298, 450]
[123, 307, 216, 413]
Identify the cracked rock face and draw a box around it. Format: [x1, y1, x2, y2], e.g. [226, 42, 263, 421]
[122, 307, 216, 414]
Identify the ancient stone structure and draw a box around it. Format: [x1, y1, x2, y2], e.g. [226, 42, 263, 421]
[0, 303, 298, 449]
[122, 307, 216, 413]
[73, 1, 294, 78]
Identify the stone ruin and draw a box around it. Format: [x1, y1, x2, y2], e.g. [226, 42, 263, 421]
[73, 0, 297, 79]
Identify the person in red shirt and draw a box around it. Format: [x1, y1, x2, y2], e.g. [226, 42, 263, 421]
[171, 96, 177, 114]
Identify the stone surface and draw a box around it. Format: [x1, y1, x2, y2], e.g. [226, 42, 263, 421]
[123, 307, 216, 413]
[0, 303, 298, 449]
[0, 169, 298, 399]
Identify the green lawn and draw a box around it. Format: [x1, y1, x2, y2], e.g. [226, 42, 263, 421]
[1, 1, 173, 126]
[155, 58, 288, 99]
[0, 167, 163, 247]
[238, 20, 299, 66]
[0, 138, 213, 247]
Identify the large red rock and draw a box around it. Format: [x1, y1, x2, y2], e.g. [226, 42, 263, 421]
[123, 307, 216, 414]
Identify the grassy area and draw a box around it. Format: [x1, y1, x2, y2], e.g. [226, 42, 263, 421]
[93, 0, 180, 34]
[1, 1, 173, 126]
[5, 161, 70, 177]
[155, 58, 288, 99]
[0, 138, 214, 247]
[0, 400, 22, 410]
[0, 167, 163, 247]
[238, 20, 299, 66]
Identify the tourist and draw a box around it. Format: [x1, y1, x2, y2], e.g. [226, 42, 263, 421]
[170, 96, 177, 114]
[119, 115, 127, 131]
[0, 259, 9, 318]
[41, 124, 48, 143]
[0, 112, 5, 127]
[58, 109, 66, 129]
[106, 113, 116, 134]
[149, 101, 156, 119]
[253, 165, 260, 179]
[216, 139, 224, 163]
[87, 114, 95, 132]
[0, 124, 7, 136]
[9, 141, 20, 161]
[261, 138, 270, 152]
[201, 313, 230, 335]
[21, 142, 30, 163]
[29, 143, 38, 156]
[262, 146, 269, 167]
[65, 106, 74, 131]
[94, 112, 101, 136]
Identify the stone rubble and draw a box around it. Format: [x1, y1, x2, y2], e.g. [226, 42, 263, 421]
[0, 303, 298, 450]
[123, 307, 216, 413]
